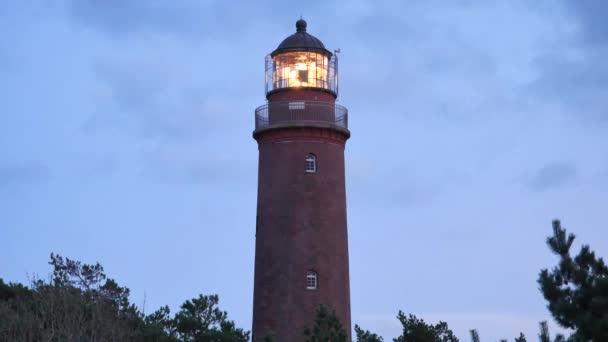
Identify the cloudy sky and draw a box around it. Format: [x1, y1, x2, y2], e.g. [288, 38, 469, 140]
[1, 0, 607, 340]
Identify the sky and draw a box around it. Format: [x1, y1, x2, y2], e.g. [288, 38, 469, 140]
[1, 0, 608, 340]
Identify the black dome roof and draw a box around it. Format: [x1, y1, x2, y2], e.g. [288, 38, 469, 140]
[271, 19, 332, 57]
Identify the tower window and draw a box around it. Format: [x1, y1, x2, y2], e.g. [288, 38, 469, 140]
[305, 154, 316, 173]
[289, 101, 305, 110]
[306, 271, 317, 290]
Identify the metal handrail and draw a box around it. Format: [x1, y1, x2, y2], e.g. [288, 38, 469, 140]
[254, 101, 348, 130]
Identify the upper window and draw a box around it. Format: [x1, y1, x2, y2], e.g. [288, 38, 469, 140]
[265, 53, 338, 95]
[273, 52, 329, 89]
[305, 154, 316, 173]
[306, 271, 317, 290]
[289, 101, 305, 110]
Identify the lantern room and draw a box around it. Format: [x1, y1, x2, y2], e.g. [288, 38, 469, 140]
[265, 19, 338, 97]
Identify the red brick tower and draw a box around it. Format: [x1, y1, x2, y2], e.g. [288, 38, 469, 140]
[251, 19, 351, 341]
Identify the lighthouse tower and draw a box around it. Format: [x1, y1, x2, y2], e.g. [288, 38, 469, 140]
[252, 19, 351, 341]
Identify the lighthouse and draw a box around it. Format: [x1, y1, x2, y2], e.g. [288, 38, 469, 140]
[251, 19, 351, 341]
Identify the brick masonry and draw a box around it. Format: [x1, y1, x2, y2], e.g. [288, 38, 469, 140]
[252, 118, 351, 341]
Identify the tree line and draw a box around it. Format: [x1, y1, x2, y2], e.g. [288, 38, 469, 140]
[1, 220, 606, 341]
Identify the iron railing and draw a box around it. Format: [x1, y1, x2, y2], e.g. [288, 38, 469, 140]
[254, 101, 348, 130]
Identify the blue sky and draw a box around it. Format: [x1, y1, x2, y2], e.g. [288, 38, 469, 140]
[1, 0, 608, 340]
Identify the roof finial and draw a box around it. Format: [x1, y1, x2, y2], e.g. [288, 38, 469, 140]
[296, 17, 307, 32]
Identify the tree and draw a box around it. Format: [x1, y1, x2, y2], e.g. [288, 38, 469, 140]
[539, 321, 551, 342]
[469, 329, 480, 342]
[0, 254, 144, 341]
[0, 254, 249, 342]
[514, 332, 527, 342]
[141, 305, 176, 341]
[537, 321, 570, 342]
[355, 324, 384, 342]
[538, 220, 608, 341]
[172, 294, 249, 342]
[303, 305, 348, 342]
[263, 333, 276, 342]
[393, 311, 459, 342]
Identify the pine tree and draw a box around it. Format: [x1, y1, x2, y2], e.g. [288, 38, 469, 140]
[469, 329, 480, 342]
[303, 305, 348, 342]
[393, 311, 459, 342]
[538, 220, 608, 341]
[355, 324, 384, 342]
[514, 332, 526, 342]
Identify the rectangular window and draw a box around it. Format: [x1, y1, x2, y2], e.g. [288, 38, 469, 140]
[305, 154, 316, 173]
[289, 101, 305, 110]
[305, 160, 316, 173]
[306, 272, 317, 290]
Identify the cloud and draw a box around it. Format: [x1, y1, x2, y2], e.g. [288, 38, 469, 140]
[87, 52, 233, 142]
[528, 2, 608, 122]
[139, 142, 255, 185]
[67, 0, 213, 37]
[568, 1, 608, 45]
[335, 1, 548, 130]
[0, 162, 51, 188]
[65, 0, 295, 40]
[527, 162, 578, 192]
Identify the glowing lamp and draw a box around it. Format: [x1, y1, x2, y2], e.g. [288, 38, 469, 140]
[265, 19, 338, 96]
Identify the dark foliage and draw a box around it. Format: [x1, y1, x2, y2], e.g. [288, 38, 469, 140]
[172, 294, 248, 342]
[303, 305, 348, 342]
[0, 254, 248, 342]
[355, 324, 384, 342]
[538, 220, 608, 341]
[262, 333, 276, 342]
[393, 311, 459, 342]
[469, 329, 481, 342]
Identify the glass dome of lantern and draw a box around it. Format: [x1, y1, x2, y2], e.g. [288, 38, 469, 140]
[265, 19, 338, 97]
